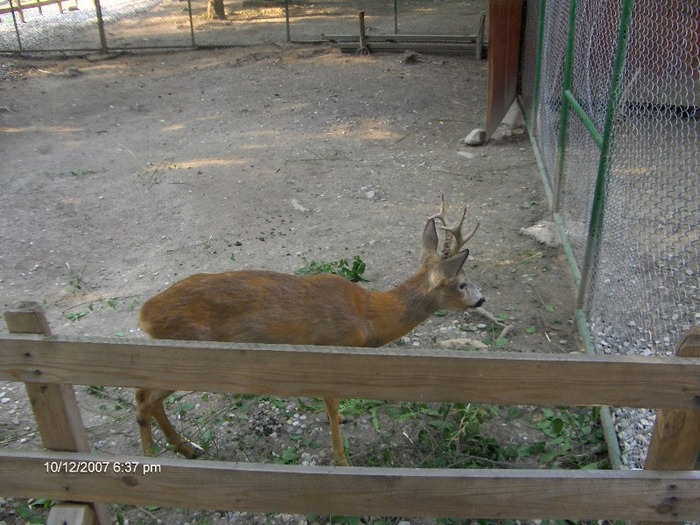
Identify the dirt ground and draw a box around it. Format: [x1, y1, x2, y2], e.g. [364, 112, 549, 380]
[0, 46, 583, 524]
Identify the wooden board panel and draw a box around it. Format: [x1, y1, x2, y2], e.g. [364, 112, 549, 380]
[4, 302, 112, 525]
[486, 0, 523, 138]
[2, 450, 698, 521]
[0, 335, 698, 409]
[645, 327, 700, 470]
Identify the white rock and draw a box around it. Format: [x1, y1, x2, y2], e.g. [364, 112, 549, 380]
[439, 338, 488, 349]
[464, 128, 486, 146]
[519, 220, 562, 247]
[290, 199, 309, 212]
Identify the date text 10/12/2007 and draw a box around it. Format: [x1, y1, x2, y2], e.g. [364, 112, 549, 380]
[44, 460, 162, 475]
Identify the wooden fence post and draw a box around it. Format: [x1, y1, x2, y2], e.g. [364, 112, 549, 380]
[639, 326, 700, 525]
[4, 301, 111, 525]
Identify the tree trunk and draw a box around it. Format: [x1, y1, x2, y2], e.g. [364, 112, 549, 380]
[207, 0, 226, 20]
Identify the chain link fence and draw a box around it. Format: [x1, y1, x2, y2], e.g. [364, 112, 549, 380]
[521, 0, 699, 468]
[0, 0, 486, 52]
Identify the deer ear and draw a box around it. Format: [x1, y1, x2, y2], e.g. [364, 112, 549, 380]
[422, 218, 439, 251]
[419, 219, 440, 266]
[438, 249, 469, 278]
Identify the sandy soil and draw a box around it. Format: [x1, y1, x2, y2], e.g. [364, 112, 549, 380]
[0, 46, 582, 524]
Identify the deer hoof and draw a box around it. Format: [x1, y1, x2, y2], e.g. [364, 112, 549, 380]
[175, 440, 205, 459]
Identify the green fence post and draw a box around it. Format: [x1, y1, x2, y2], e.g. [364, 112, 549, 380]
[576, 0, 635, 312]
[285, 0, 291, 42]
[93, 0, 108, 54]
[7, 0, 23, 52]
[187, 0, 195, 47]
[553, 0, 578, 213]
[394, 0, 399, 34]
[530, 0, 547, 134]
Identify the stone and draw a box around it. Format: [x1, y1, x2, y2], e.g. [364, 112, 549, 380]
[464, 128, 486, 146]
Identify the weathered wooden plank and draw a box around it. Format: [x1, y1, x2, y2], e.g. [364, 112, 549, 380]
[4, 304, 89, 452]
[0, 335, 699, 409]
[645, 328, 700, 469]
[0, 0, 66, 16]
[323, 34, 478, 43]
[46, 504, 95, 525]
[639, 328, 700, 525]
[486, 0, 522, 138]
[4, 302, 110, 525]
[1, 450, 698, 521]
[332, 42, 479, 54]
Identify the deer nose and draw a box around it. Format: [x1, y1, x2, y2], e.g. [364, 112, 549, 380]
[474, 297, 485, 308]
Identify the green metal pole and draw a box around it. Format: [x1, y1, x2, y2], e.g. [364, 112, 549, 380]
[285, 0, 291, 42]
[187, 0, 195, 47]
[93, 0, 108, 54]
[394, 0, 398, 34]
[553, 0, 578, 213]
[531, 0, 547, 136]
[564, 89, 603, 147]
[576, 0, 635, 311]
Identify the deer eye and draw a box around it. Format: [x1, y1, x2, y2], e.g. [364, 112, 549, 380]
[459, 282, 467, 290]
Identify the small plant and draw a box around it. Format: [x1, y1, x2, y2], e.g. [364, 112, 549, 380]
[12, 497, 54, 524]
[295, 255, 369, 282]
[279, 445, 299, 464]
[65, 308, 90, 321]
[518, 407, 607, 468]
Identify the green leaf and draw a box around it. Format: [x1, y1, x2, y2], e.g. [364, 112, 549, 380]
[66, 310, 88, 322]
[526, 325, 537, 334]
[176, 402, 195, 415]
[280, 446, 299, 464]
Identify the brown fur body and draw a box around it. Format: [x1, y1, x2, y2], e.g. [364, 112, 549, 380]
[136, 214, 484, 466]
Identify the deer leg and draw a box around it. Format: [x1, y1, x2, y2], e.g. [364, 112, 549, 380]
[135, 388, 164, 456]
[135, 388, 204, 459]
[323, 397, 350, 466]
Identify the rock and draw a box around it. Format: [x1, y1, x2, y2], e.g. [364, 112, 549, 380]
[439, 338, 488, 349]
[464, 128, 486, 146]
[290, 198, 309, 213]
[519, 220, 561, 247]
[401, 50, 423, 63]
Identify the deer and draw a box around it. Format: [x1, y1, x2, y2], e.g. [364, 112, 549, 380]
[136, 197, 484, 466]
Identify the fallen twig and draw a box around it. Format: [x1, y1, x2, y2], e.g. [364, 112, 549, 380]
[475, 306, 506, 327]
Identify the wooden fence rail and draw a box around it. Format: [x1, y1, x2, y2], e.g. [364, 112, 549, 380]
[0, 0, 70, 23]
[0, 303, 699, 524]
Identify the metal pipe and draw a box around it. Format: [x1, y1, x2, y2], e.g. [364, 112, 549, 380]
[530, 0, 547, 133]
[576, 0, 635, 311]
[564, 89, 603, 147]
[553, 0, 578, 213]
[187, 0, 195, 47]
[394, 0, 398, 34]
[7, 0, 23, 53]
[92, 0, 108, 54]
[285, 0, 291, 42]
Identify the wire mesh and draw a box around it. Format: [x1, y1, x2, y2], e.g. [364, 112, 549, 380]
[0, 0, 485, 51]
[523, 0, 699, 469]
[0, 0, 102, 51]
[533, 1, 569, 194]
[558, 0, 620, 267]
[587, 0, 699, 352]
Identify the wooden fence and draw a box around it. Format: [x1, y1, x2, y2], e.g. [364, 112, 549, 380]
[0, 0, 72, 23]
[0, 302, 699, 525]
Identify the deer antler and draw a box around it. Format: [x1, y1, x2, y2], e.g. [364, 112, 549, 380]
[429, 195, 480, 258]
